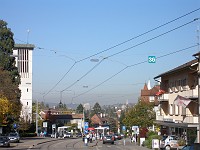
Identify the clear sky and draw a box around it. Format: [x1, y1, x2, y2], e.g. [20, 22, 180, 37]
[1, 1, 200, 106]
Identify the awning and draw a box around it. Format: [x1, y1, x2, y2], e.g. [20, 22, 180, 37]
[156, 90, 165, 96]
[174, 95, 191, 108]
[88, 127, 95, 130]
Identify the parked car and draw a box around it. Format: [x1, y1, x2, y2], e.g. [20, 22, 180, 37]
[0, 136, 10, 147]
[160, 135, 179, 150]
[8, 132, 20, 143]
[102, 135, 114, 144]
[64, 132, 73, 138]
[76, 132, 82, 138]
[113, 133, 122, 140]
[182, 144, 194, 150]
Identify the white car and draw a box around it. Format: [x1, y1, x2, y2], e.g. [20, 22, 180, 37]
[64, 132, 73, 138]
[160, 135, 179, 150]
[8, 132, 20, 143]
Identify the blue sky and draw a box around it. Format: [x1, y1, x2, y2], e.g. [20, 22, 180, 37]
[1, 1, 200, 106]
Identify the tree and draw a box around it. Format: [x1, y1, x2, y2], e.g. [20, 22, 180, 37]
[0, 69, 21, 122]
[0, 96, 14, 124]
[0, 20, 20, 85]
[76, 104, 83, 113]
[122, 101, 155, 128]
[93, 102, 102, 114]
[0, 20, 21, 127]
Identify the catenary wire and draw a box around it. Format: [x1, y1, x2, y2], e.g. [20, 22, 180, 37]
[13, 9, 200, 98]
[60, 18, 199, 95]
[72, 44, 198, 101]
[73, 8, 200, 63]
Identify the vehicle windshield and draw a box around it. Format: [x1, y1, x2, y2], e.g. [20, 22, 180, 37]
[9, 133, 18, 136]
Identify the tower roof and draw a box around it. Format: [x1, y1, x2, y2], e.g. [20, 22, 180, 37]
[14, 44, 35, 49]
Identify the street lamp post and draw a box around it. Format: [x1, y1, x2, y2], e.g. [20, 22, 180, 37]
[193, 52, 200, 144]
[36, 99, 38, 136]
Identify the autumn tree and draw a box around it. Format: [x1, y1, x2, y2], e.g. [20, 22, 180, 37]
[0, 96, 14, 124]
[0, 69, 21, 123]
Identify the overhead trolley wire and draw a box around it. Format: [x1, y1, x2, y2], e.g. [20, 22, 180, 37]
[23, 8, 199, 98]
[63, 18, 200, 98]
[77, 8, 200, 62]
[72, 44, 199, 101]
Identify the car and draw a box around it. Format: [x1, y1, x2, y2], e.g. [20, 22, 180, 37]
[64, 132, 73, 138]
[113, 133, 122, 140]
[76, 132, 82, 137]
[0, 136, 10, 147]
[160, 135, 179, 150]
[8, 132, 20, 143]
[102, 135, 114, 144]
[182, 144, 194, 150]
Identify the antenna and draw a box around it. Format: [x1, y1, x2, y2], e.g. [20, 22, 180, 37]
[27, 29, 30, 44]
[197, 25, 199, 52]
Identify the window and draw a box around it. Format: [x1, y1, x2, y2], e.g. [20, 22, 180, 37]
[27, 102, 28, 106]
[27, 88, 28, 92]
[174, 105, 179, 115]
[169, 104, 174, 115]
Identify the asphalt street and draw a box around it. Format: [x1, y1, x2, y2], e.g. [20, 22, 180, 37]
[1, 137, 151, 150]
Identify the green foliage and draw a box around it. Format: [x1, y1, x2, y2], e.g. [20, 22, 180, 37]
[0, 20, 20, 85]
[93, 102, 102, 114]
[122, 101, 155, 128]
[20, 132, 37, 137]
[0, 20, 21, 125]
[143, 131, 161, 149]
[76, 104, 83, 113]
[0, 69, 21, 123]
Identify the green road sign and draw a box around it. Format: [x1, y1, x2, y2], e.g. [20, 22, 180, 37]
[148, 56, 156, 63]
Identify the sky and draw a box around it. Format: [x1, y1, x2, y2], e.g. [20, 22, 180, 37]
[1, 1, 200, 106]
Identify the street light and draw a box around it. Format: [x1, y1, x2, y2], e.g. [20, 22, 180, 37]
[36, 99, 38, 136]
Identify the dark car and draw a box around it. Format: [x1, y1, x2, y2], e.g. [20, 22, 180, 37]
[76, 132, 82, 138]
[103, 135, 114, 144]
[114, 133, 122, 140]
[8, 132, 20, 143]
[182, 145, 194, 150]
[0, 136, 10, 147]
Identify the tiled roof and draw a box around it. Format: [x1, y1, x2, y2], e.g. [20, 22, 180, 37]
[154, 59, 197, 79]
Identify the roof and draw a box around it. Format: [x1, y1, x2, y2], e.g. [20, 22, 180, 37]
[14, 44, 35, 49]
[154, 59, 198, 79]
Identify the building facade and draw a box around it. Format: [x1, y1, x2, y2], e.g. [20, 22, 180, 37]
[13, 44, 34, 122]
[140, 80, 160, 104]
[154, 58, 198, 144]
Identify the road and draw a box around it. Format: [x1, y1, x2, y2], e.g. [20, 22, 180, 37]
[1, 137, 150, 150]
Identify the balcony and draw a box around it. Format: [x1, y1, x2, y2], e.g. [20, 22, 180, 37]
[183, 115, 199, 123]
[168, 86, 198, 99]
[158, 94, 169, 102]
[156, 114, 199, 124]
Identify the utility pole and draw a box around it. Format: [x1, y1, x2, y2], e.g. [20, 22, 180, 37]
[193, 24, 200, 143]
[36, 99, 38, 136]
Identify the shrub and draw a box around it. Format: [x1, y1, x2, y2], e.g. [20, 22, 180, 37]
[20, 132, 37, 137]
[143, 131, 161, 149]
[178, 138, 186, 146]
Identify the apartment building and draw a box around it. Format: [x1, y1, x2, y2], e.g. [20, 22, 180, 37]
[154, 58, 198, 143]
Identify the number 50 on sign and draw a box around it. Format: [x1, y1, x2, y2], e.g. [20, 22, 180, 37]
[148, 56, 156, 63]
